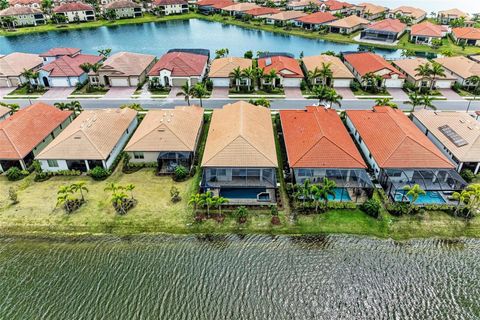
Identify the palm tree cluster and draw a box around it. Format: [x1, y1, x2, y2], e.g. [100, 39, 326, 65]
[307, 62, 333, 87]
[310, 85, 342, 108]
[104, 183, 136, 215]
[361, 72, 385, 94]
[405, 91, 436, 111]
[414, 61, 446, 94]
[0, 102, 19, 115]
[56, 182, 88, 213]
[452, 184, 480, 218]
[293, 178, 337, 213]
[229, 66, 258, 92]
[20, 68, 40, 93]
[176, 82, 209, 107]
[402, 184, 426, 212]
[215, 48, 229, 59]
[54, 100, 83, 116]
[188, 191, 229, 219]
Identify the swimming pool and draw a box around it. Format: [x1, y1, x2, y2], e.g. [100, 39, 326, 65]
[328, 188, 352, 202]
[394, 191, 446, 204]
[220, 188, 268, 200]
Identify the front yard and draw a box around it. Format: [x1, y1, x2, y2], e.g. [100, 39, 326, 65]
[71, 84, 109, 96]
[7, 85, 48, 96]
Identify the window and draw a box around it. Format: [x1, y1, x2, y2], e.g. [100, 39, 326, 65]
[133, 152, 144, 159]
[47, 160, 59, 167]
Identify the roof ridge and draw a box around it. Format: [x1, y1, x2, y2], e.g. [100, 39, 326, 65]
[0, 128, 22, 158]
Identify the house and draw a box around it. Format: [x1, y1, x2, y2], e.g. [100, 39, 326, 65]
[387, 6, 426, 24]
[148, 49, 209, 87]
[327, 15, 370, 34]
[451, 27, 480, 47]
[222, 3, 259, 17]
[0, 103, 73, 172]
[346, 106, 466, 204]
[8, 0, 41, 9]
[392, 58, 456, 89]
[0, 106, 11, 122]
[196, 0, 233, 14]
[124, 106, 203, 173]
[0, 52, 43, 88]
[294, 12, 337, 30]
[257, 54, 303, 88]
[280, 106, 372, 202]
[201, 101, 278, 204]
[0, 6, 45, 27]
[302, 54, 354, 87]
[410, 21, 448, 45]
[53, 3, 96, 22]
[343, 52, 405, 88]
[323, 0, 354, 15]
[152, 0, 188, 15]
[354, 3, 386, 20]
[243, 7, 280, 18]
[95, 51, 156, 87]
[39, 47, 81, 64]
[286, 0, 322, 11]
[264, 11, 307, 26]
[437, 8, 469, 25]
[434, 56, 480, 88]
[360, 19, 407, 43]
[412, 110, 480, 174]
[104, 0, 142, 18]
[38, 51, 103, 87]
[36, 108, 138, 172]
[209, 57, 252, 88]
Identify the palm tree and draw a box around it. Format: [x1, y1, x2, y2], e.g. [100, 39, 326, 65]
[309, 184, 322, 212]
[324, 88, 342, 109]
[0, 0, 8, 10]
[111, 191, 129, 215]
[71, 182, 88, 201]
[230, 67, 243, 92]
[215, 48, 229, 59]
[241, 67, 255, 92]
[429, 62, 446, 92]
[317, 177, 336, 206]
[403, 184, 426, 207]
[267, 69, 278, 88]
[188, 193, 202, 212]
[310, 85, 328, 105]
[104, 9, 117, 20]
[176, 82, 192, 106]
[405, 91, 422, 112]
[294, 179, 312, 209]
[97, 48, 112, 58]
[452, 189, 469, 216]
[375, 97, 397, 108]
[215, 196, 229, 215]
[466, 75, 480, 113]
[318, 62, 333, 87]
[54, 102, 69, 110]
[0, 102, 19, 115]
[41, 0, 53, 14]
[415, 62, 431, 90]
[201, 191, 214, 218]
[68, 100, 83, 115]
[307, 67, 321, 86]
[362, 72, 382, 93]
[104, 182, 121, 193]
[421, 95, 436, 110]
[125, 184, 135, 199]
[1, 16, 17, 29]
[191, 83, 208, 108]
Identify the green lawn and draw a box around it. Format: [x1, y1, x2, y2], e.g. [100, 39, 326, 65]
[352, 88, 391, 97]
[229, 88, 284, 95]
[71, 84, 109, 96]
[7, 85, 47, 96]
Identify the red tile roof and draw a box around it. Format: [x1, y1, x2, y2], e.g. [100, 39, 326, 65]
[41, 54, 103, 77]
[295, 12, 337, 24]
[366, 18, 406, 33]
[153, 0, 187, 5]
[197, 0, 233, 8]
[53, 2, 94, 13]
[0, 103, 72, 160]
[452, 27, 480, 41]
[343, 52, 404, 78]
[410, 21, 446, 37]
[324, 0, 353, 11]
[346, 106, 454, 169]
[8, 0, 40, 5]
[39, 47, 81, 57]
[258, 55, 303, 78]
[148, 51, 208, 77]
[280, 107, 366, 168]
[244, 7, 280, 16]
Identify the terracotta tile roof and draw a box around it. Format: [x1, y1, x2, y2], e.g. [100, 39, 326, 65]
[8, 0, 40, 6]
[0, 6, 42, 15]
[392, 58, 455, 81]
[202, 101, 278, 168]
[343, 52, 404, 78]
[125, 106, 203, 152]
[39, 48, 81, 57]
[0, 52, 43, 77]
[258, 55, 303, 78]
[324, 0, 353, 11]
[410, 21, 446, 37]
[295, 12, 337, 25]
[148, 51, 208, 77]
[327, 15, 369, 28]
[356, 2, 386, 15]
[41, 54, 102, 77]
[390, 6, 426, 20]
[37, 108, 137, 160]
[287, 0, 321, 8]
[267, 10, 307, 21]
[438, 8, 469, 18]
[452, 27, 480, 41]
[243, 7, 279, 16]
[105, 0, 141, 9]
[209, 57, 252, 78]
[100, 52, 155, 76]
[346, 106, 454, 169]
[366, 18, 406, 33]
[0, 103, 72, 160]
[197, 0, 233, 8]
[413, 110, 480, 163]
[280, 107, 366, 168]
[53, 2, 94, 12]
[0, 106, 11, 119]
[222, 2, 260, 12]
[153, 0, 187, 5]
[302, 54, 354, 79]
[434, 56, 480, 79]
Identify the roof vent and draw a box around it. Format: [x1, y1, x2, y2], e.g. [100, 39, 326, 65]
[74, 136, 81, 139]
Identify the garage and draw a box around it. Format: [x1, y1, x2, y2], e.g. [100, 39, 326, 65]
[211, 78, 230, 87]
[110, 77, 130, 87]
[0, 78, 9, 87]
[333, 79, 352, 88]
[9, 78, 20, 87]
[129, 77, 139, 87]
[435, 80, 454, 89]
[385, 79, 404, 88]
[172, 78, 188, 87]
[283, 78, 302, 88]
[50, 78, 70, 87]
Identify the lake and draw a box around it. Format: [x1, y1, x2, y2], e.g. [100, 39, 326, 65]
[0, 19, 407, 58]
[1, 234, 479, 319]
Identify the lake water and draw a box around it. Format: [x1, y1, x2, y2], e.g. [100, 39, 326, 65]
[1, 234, 479, 319]
[0, 19, 407, 58]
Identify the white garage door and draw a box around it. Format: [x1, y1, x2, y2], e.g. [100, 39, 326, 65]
[435, 80, 453, 89]
[385, 79, 404, 88]
[129, 77, 139, 86]
[333, 79, 352, 88]
[283, 78, 301, 87]
[50, 78, 70, 87]
[212, 78, 230, 87]
[0, 78, 9, 87]
[110, 78, 130, 87]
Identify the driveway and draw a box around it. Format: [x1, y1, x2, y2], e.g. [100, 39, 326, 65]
[284, 87, 303, 99]
[40, 87, 75, 99]
[0, 87, 15, 98]
[335, 87, 356, 99]
[388, 88, 409, 101]
[211, 87, 229, 99]
[168, 86, 183, 99]
[439, 89, 464, 101]
[103, 87, 136, 99]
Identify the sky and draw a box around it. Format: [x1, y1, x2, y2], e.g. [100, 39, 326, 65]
[353, 0, 480, 14]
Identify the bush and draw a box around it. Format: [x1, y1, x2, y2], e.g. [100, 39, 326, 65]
[360, 198, 381, 218]
[34, 171, 49, 182]
[386, 202, 419, 216]
[5, 167, 26, 181]
[350, 81, 361, 91]
[173, 165, 188, 181]
[8, 187, 18, 204]
[460, 169, 475, 183]
[170, 186, 181, 203]
[89, 166, 110, 180]
[300, 79, 307, 91]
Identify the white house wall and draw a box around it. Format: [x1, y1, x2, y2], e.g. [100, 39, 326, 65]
[105, 117, 138, 169]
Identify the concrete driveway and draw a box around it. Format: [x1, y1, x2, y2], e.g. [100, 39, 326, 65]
[284, 87, 303, 99]
[40, 87, 75, 99]
[439, 89, 464, 100]
[168, 87, 183, 99]
[103, 87, 136, 99]
[388, 88, 409, 101]
[335, 87, 356, 99]
[0, 87, 15, 98]
[211, 87, 229, 99]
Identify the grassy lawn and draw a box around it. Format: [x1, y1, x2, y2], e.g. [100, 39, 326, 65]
[71, 85, 109, 96]
[352, 88, 391, 97]
[229, 88, 284, 95]
[7, 85, 47, 96]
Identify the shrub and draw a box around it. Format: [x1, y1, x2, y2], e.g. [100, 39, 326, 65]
[460, 169, 475, 183]
[89, 166, 110, 180]
[170, 186, 181, 203]
[300, 79, 307, 91]
[173, 165, 188, 181]
[28, 160, 42, 173]
[360, 198, 381, 218]
[34, 171, 49, 182]
[8, 187, 18, 204]
[350, 81, 361, 91]
[5, 167, 26, 181]
[386, 202, 419, 216]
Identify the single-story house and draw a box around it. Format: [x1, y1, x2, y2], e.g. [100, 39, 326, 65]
[53, 3, 96, 22]
[346, 106, 466, 204]
[451, 27, 480, 47]
[392, 58, 456, 89]
[8, 0, 41, 9]
[323, 0, 354, 15]
[437, 8, 469, 25]
[387, 6, 426, 24]
[0, 52, 43, 88]
[0, 106, 11, 122]
[94, 51, 156, 87]
[221, 2, 259, 17]
[257, 54, 303, 88]
[286, 0, 322, 11]
[196, 0, 234, 14]
[412, 110, 480, 174]
[327, 15, 370, 34]
[343, 52, 405, 88]
[37, 108, 138, 172]
[148, 49, 209, 87]
[360, 18, 407, 43]
[124, 106, 203, 173]
[152, 0, 189, 15]
[39, 47, 81, 64]
[280, 106, 372, 203]
[434, 56, 480, 88]
[201, 101, 278, 204]
[294, 12, 337, 30]
[354, 2, 387, 20]
[0, 103, 73, 172]
[104, 0, 142, 18]
[243, 7, 280, 18]
[410, 21, 448, 45]
[0, 6, 45, 27]
[264, 11, 307, 26]
[302, 54, 354, 87]
[209, 57, 252, 88]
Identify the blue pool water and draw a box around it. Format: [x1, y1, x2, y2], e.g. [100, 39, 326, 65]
[220, 188, 267, 199]
[394, 191, 446, 204]
[328, 187, 352, 202]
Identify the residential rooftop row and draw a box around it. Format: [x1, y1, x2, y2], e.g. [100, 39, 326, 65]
[1, 101, 477, 205]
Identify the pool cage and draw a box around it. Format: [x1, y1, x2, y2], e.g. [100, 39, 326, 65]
[157, 151, 193, 173]
[379, 169, 467, 203]
[360, 30, 398, 43]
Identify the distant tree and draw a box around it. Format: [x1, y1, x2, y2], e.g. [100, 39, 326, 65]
[0, 0, 8, 10]
[375, 97, 397, 109]
[41, 0, 53, 13]
[215, 48, 229, 59]
[243, 50, 253, 59]
[97, 48, 112, 58]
